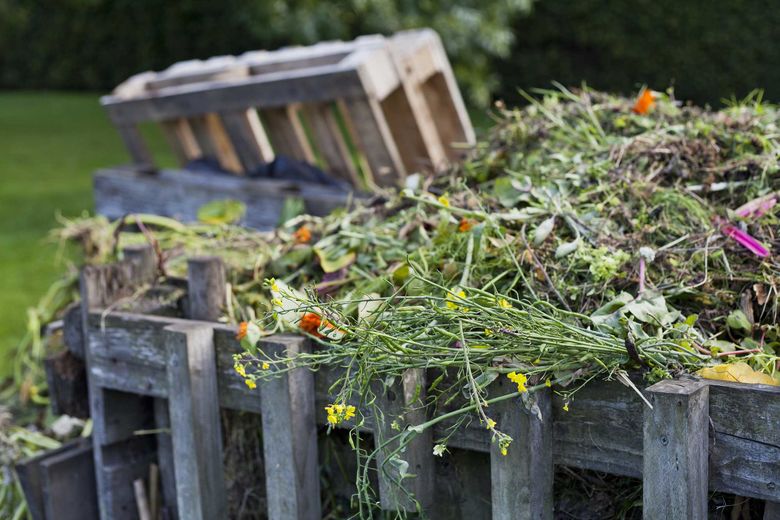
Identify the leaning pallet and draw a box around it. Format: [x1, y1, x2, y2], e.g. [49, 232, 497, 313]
[71, 245, 780, 519]
[100, 29, 475, 189]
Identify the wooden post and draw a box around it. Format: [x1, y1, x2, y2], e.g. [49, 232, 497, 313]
[766, 501, 780, 520]
[186, 256, 226, 321]
[490, 383, 553, 520]
[643, 379, 709, 519]
[153, 398, 178, 519]
[259, 335, 321, 520]
[165, 323, 227, 520]
[116, 124, 154, 170]
[372, 368, 434, 512]
[123, 244, 156, 285]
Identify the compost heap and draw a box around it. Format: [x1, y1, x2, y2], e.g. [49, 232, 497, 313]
[8, 87, 780, 514]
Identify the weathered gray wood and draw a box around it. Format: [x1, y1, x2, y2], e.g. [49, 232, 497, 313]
[83, 308, 780, 504]
[44, 350, 89, 418]
[93, 166, 356, 231]
[490, 383, 553, 520]
[122, 244, 157, 285]
[63, 302, 84, 357]
[766, 501, 780, 520]
[219, 109, 275, 171]
[116, 124, 154, 168]
[16, 439, 98, 520]
[372, 368, 434, 512]
[259, 335, 321, 520]
[643, 378, 709, 519]
[153, 398, 178, 520]
[102, 65, 364, 124]
[165, 323, 227, 520]
[301, 102, 361, 185]
[341, 95, 405, 187]
[186, 256, 225, 321]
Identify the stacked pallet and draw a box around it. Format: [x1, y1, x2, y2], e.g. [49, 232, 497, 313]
[101, 29, 475, 189]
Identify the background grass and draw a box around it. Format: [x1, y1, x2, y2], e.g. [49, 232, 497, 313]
[0, 92, 172, 377]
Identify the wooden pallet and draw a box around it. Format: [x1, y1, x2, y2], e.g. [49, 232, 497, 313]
[101, 29, 475, 189]
[68, 245, 780, 520]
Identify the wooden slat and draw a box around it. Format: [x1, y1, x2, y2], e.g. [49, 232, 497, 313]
[490, 383, 553, 520]
[301, 102, 360, 185]
[261, 104, 316, 163]
[153, 398, 178, 520]
[379, 85, 439, 173]
[766, 502, 780, 520]
[94, 167, 354, 230]
[259, 336, 321, 520]
[372, 368, 434, 512]
[643, 379, 709, 519]
[102, 65, 363, 124]
[165, 323, 227, 520]
[204, 113, 243, 173]
[186, 256, 226, 321]
[219, 109, 275, 172]
[161, 118, 201, 165]
[116, 124, 154, 168]
[341, 95, 405, 187]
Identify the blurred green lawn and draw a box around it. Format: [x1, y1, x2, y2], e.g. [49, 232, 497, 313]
[0, 92, 172, 377]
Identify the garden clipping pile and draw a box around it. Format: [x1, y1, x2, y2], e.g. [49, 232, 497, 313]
[17, 86, 780, 513]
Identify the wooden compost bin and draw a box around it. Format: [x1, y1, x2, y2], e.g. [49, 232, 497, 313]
[63, 244, 780, 520]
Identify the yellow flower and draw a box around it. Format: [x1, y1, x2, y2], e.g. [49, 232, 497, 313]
[270, 278, 280, 293]
[545, 378, 552, 388]
[438, 194, 450, 207]
[485, 418, 496, 430]
[272, 298, 283, 307]
[500, 446, 508, 456]
[245, 379, 257, 390]
[563, 403, 570, 412]
[234, 362, 246, 378]
[507, 372, 528, 393]
[498, 298, 512, 309]
[262, 362, 270, 370]
[446, 288, 468, 312]
[484, 328, 494, 336]
[325, 403, 356, 425]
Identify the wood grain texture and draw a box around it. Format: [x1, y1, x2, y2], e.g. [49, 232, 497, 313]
[186, 256, 226, 321]
[643, 379, 709, 520]
[261, 104, 316, 163]
[490, 382, 553, 520]
[165, 323, 227, 520]
[83, 309, 780, 504]
[93, 167, 355, 231]
[259, 335, 321, 520]
[372, 368, 434, 512]
[219, 109, 275, 171]
[153, 398, 178, 520]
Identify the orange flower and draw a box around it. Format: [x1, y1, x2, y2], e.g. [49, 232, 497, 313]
[293, 225, 312, 244]
[632, 89, 655, 115]
[458, 218, 474, 232]
[236, 321, 248, 340]
[299, 312, 323, 337]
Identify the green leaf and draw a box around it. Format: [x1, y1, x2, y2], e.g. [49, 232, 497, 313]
[726, 309, 751, 332]
[315, 248, 356, 273]
[197, 199, 246, 225]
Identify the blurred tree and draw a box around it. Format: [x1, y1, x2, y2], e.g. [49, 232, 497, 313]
[0, 0, 534, 105]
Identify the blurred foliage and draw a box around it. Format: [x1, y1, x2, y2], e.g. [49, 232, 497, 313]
[0, 0, 533, 105]
[498, 0, 780, 106]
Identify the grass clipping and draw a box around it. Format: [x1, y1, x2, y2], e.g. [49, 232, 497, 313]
[51, 87, 780, 514]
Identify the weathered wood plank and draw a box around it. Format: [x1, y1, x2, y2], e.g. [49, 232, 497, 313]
[490, 383, 553, 520]
[165, 323, 227, 520]
[153, 398, 178, 520]
[101, 65, 363, 124]
[186, 256, 225, 321]
[204, 112, 243, 173]
[301, 102, 360, 185]
[766, 501, 780, 520]
[643, 378, 709, 519]
[93, 167, 355, 231]
[341, 95, 405, 187]
[372, 368, 434, 512]
[219, 109, 275, 172]
[44, 350, 89, 418]
[161, 118, 201, 165]
[261, 104, 316, 163]
[259, 335, 321, 520]
[115, 124, 154, 168]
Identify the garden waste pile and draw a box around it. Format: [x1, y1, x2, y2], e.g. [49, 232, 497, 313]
[6, 86, 780, 515]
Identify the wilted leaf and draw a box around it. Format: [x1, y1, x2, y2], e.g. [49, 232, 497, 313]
[698, 362, 778, 386]
[533, 216, 556, 245]
[315, 248, 356, 273]
[555, 239, 579, 258]
[197, 199, 246, 225]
